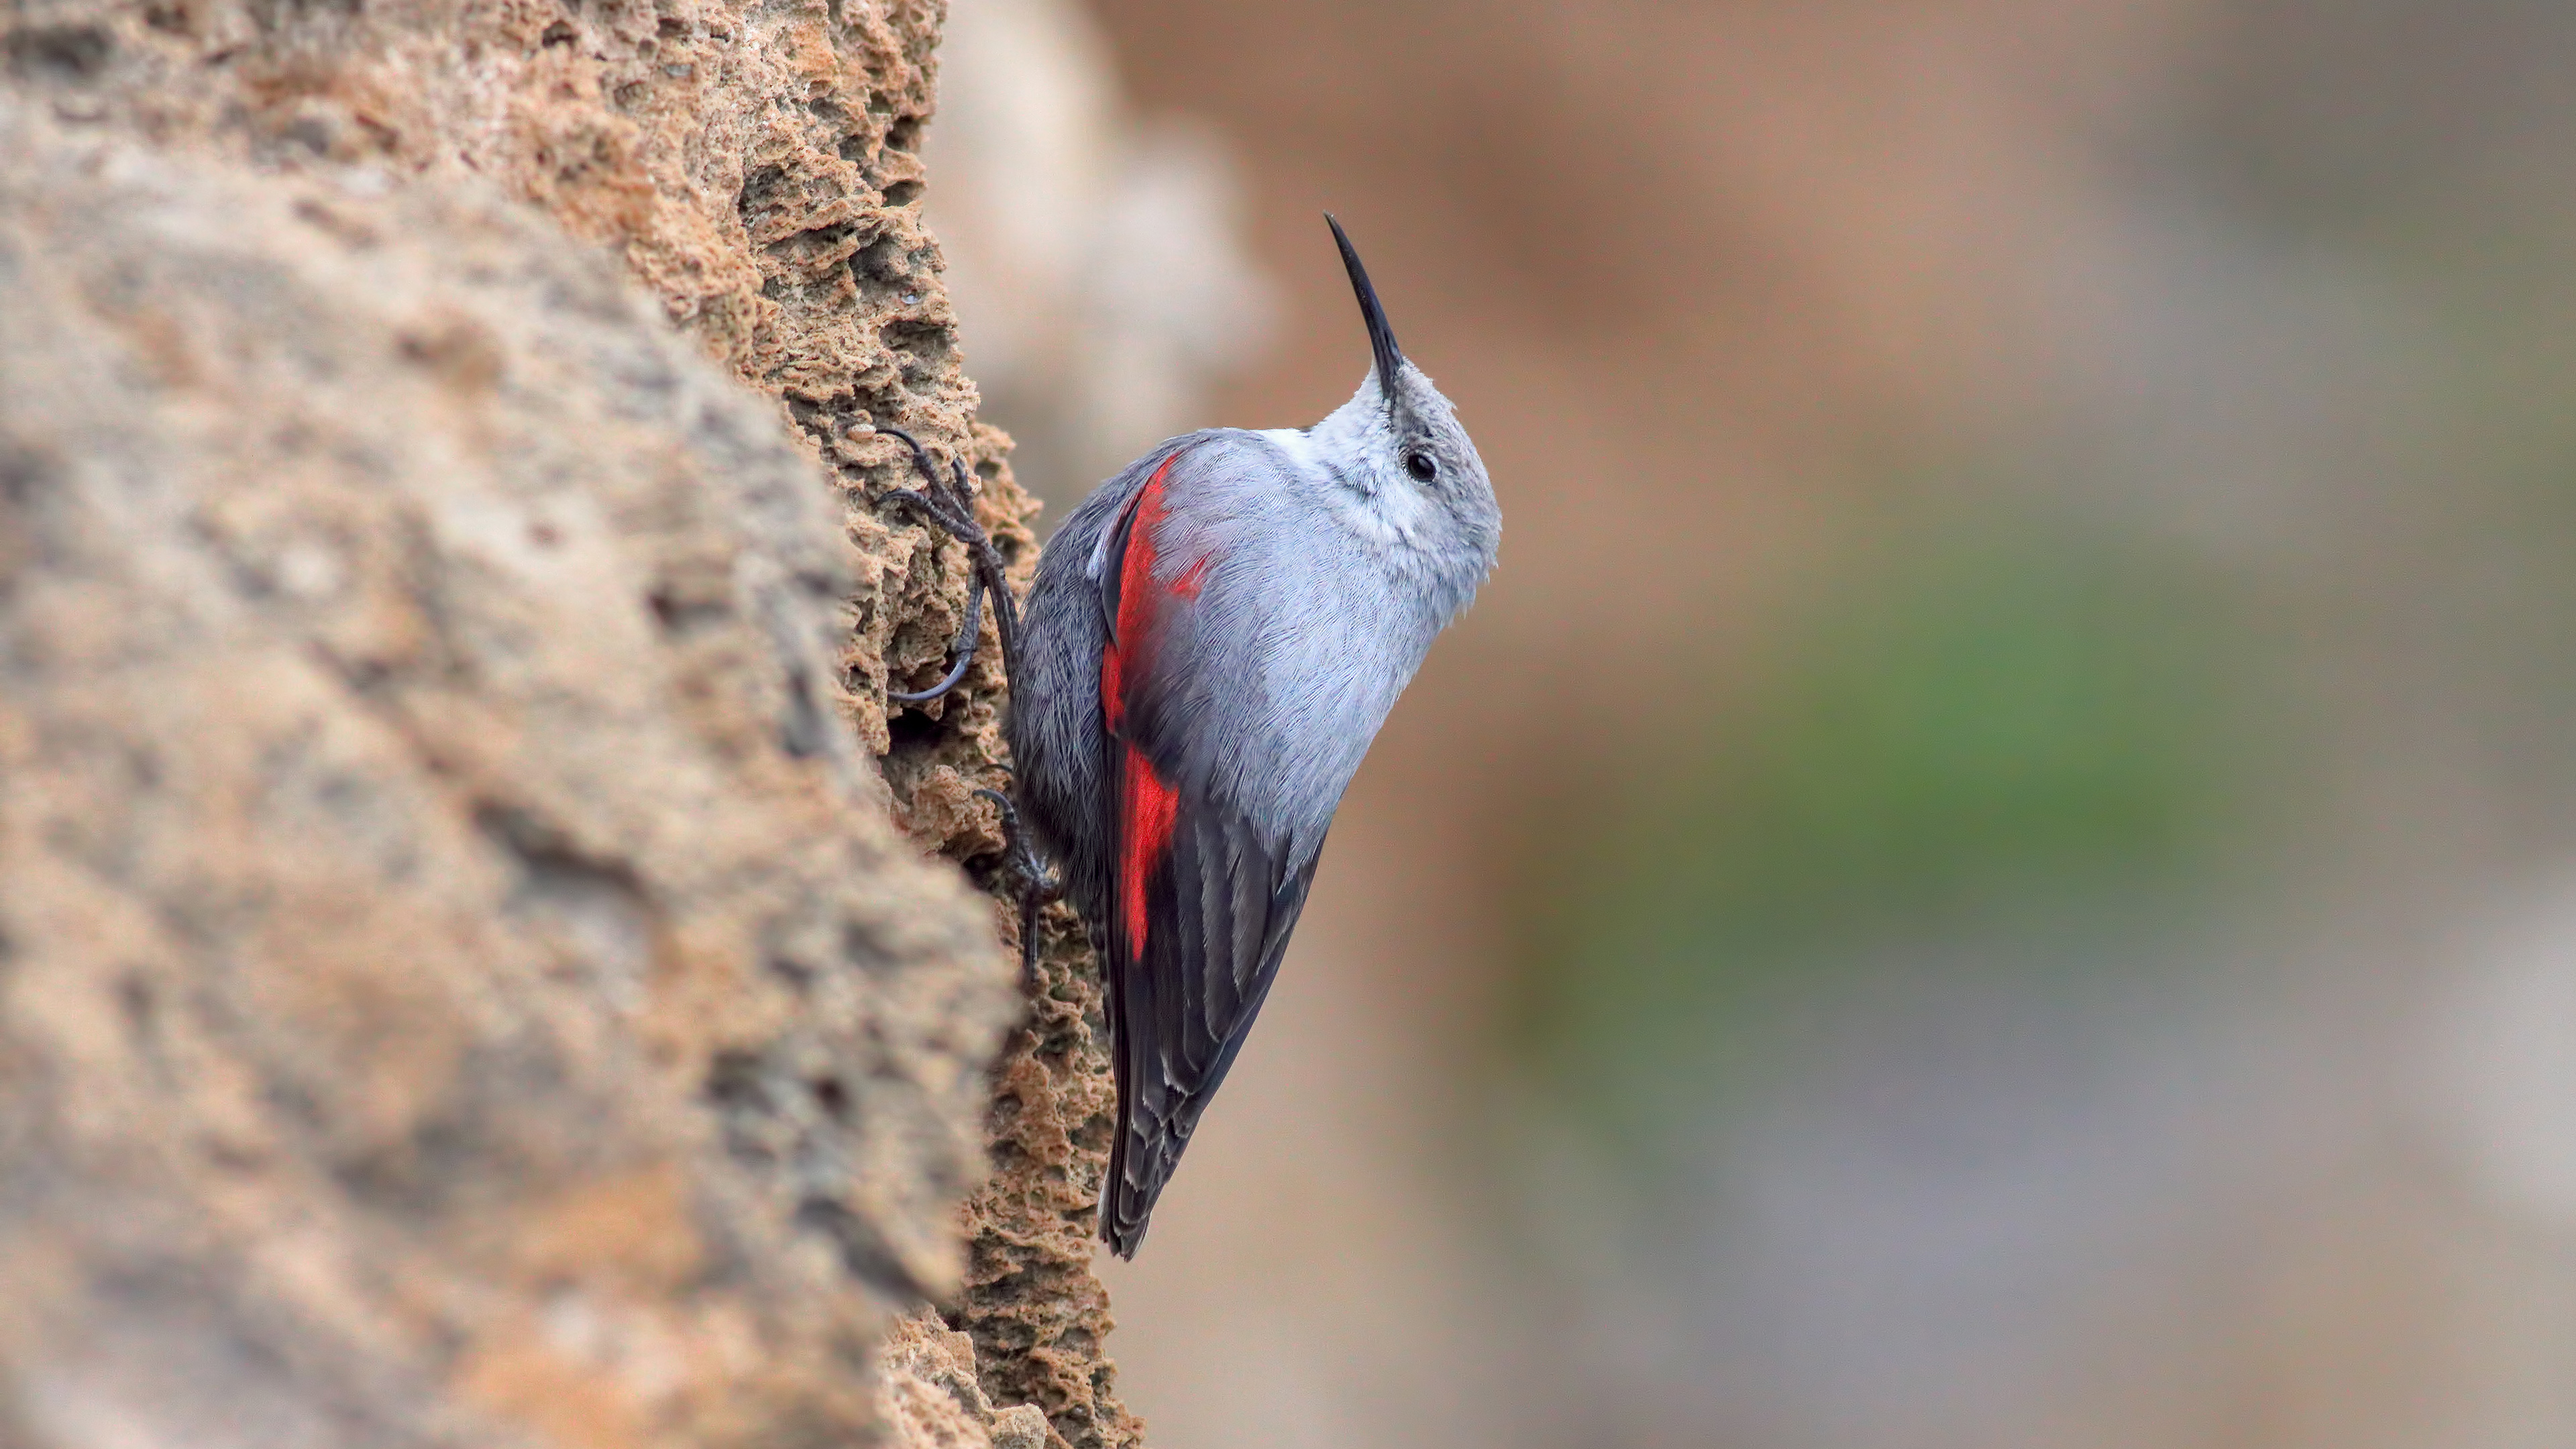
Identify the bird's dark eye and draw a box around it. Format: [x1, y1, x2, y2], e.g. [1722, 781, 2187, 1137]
[1405, 449, 1439, 482]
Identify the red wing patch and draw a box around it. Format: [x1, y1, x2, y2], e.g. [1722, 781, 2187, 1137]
[1104, 453, 1185, 961]
[1118, 743, 1181, 956]
[1101, 454, 1177, 735]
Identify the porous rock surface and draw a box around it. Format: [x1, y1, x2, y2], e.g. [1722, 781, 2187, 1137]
[0, 0, 1136, 1440]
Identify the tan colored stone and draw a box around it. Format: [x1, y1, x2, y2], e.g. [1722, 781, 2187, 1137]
[0, 0, 1141, 1434]
[0, 95, 1004, 1448]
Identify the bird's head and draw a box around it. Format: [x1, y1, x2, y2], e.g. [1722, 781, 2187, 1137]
[1307, 215, 1500, 590]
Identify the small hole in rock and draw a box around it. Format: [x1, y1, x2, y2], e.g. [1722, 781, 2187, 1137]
[647, 589, 729, 634]
[812, 1077, 850, 1122]
[5, 24, 113, 80]
[886, 706, 944, 749]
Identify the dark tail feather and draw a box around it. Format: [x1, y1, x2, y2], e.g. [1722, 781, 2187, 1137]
[1100, 944, 1144, 1257]
[1102, 1113, 1182, 1259]
[1103, 1136, 1141, 1258]
[1099, 928, 1159, 1259]
[1102, 1165, 1147, 1260]
[1102, 1118, 1157, 1259]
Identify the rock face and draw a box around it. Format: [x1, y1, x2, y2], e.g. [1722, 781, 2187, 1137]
[0, 0, 1137, 1440]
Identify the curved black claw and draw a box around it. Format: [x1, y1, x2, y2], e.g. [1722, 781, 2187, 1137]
[975, 786, 1062, 986]
[867, 425, 1022, 706]
[887, 566, 987, 704]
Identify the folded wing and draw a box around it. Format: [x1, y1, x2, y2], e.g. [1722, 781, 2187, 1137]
[1093, 447, 1323, 1258]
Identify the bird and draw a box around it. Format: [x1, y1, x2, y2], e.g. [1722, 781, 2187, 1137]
[1003, 214, 1502, 1258]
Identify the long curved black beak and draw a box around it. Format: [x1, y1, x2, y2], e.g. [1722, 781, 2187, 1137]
[1327, 213, 1405, 398]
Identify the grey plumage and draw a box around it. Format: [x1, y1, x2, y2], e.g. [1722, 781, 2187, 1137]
[1008, 216, 1499, 1258]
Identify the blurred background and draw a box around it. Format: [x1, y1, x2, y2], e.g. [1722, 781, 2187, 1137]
[924, 1, 2576, 1445]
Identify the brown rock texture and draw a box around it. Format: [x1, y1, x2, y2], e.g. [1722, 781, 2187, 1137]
[0, 93, 1006, 1444]
[875, 1315, 1054, 1449]
[949, 908, 1130, 1447]
[0, 0, 1137, 1438]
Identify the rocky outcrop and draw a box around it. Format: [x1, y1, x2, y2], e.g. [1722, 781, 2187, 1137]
[0, 0, 1136, 1440]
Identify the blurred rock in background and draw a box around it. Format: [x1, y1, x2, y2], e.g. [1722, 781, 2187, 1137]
[0, 0, 1107, 1437]
[0, 97, 1014, 1447]
[924, 0, 1275, 515]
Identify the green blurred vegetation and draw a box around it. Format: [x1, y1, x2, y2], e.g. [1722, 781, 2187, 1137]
[1511, 514, 2273, 1167]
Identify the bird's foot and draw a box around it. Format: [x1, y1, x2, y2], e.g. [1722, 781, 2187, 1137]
[865, 423, 1020, 706]
[973, 787, 1062, 986]
[863, 431, 1050, 985]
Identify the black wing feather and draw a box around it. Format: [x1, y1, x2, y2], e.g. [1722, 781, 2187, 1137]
[1102, 800, 1320, 1258]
